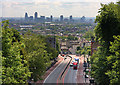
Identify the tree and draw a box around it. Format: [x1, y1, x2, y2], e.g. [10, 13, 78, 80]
[83, 30, 94, 41]
[2, 20, 31, 84]
[91, 2, 120, 85]
[67, 35, 78, 40]
[94, 2, 119, 47]
[23, 33, 51, 82]
[106, 35, 120, 84]
[0, 51, 1, 85]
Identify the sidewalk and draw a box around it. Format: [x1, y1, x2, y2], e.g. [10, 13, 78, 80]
[35, 55, 64, 84]
[77, 55, 90, 84]
[77, 56, 84, 83]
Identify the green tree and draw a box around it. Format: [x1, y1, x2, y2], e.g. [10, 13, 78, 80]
[91, 2, 120, 85]
[44, 36, 59, 60]
[106, 35, 120, 84]
[23, 33, 51, 82]
[0, 51, 1, 85]
[2, 20, 31, 84]
[83, 30, 94, 41]
[94, 2, 119, 47]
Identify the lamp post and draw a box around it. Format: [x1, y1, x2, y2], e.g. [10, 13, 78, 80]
[91, 36, 95, 56]
[83, 42, 86, 62]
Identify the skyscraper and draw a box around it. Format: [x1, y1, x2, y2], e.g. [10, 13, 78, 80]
[25, 12, 28, 20]
[70, 15, 72, 22]
[34, 12, 38, 19]
[50, 15, 53, 22]
[81, 16, 86, 22]
[60, 15, 63, 22]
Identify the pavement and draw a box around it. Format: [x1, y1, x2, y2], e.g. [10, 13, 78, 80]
[77, 55, 90, 84]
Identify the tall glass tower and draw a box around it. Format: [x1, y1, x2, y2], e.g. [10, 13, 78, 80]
[34, 12, 38, 19]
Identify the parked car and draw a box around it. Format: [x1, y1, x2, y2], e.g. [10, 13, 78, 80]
[70, 63, 73, 67]
[85, 75, 89, 78]
[64, 57, 67, 60]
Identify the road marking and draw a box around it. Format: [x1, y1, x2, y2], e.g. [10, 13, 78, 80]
[43, 60, 64, 83]
[62, 60, 71, 84]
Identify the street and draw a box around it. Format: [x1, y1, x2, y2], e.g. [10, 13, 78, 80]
[43, 55, 89, 85]
[43, 57, 71, 84]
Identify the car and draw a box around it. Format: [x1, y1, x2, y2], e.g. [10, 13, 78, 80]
[73, 62, 78, 70]
[72, 60, 76, 63]
[85, 75, 89, 78]
[64, 57, 67, 60]
[70, 63, 73, 67]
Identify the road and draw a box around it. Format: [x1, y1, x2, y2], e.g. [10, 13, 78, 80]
[63, 55, 79, 85]
[43, 57, 71, 85]
[43, 55, 89, 85]
[64, 66, 77, 84]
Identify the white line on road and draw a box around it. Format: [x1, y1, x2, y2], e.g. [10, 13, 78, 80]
[43, 60, 64, 83]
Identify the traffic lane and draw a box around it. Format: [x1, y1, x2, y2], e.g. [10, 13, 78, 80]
[43, 57, 71, 84]
[63, 55, 79, 84]
[64, 66, 77, 84]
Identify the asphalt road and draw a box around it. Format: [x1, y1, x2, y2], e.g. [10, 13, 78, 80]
[43, 57, 71, 85]
[64, 66, 77, 84]
[63, 55, 79, 85]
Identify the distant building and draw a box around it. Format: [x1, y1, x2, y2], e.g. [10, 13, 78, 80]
[40, 16, 45, 22]
[46, 37, 56, 49]
[60, 15, 63, 22]
[46, 17, 51, 22]
[55, 19, 59, 22]
[64, 18, 68, 22]
[50, 15, 53, 22]
[25, 12, 28, 20]
[89, 19, 93, 23]
[81, 16, 86, 22]
[34, 12, 38, 20]
[29, 16, 33, 21]
[70, 15, 72, 21]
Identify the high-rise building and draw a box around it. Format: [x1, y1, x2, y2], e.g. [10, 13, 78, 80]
[34, 12, 38, 19]
[70, 15, 72, 20]
[25, 12, 28, 20]
[60, 15, 63, 22]
[40, 16, 45, 22]
[46, 17, 51, 22]
[81, 16, 86, 22]
[70, 15, 72, 22]
[29, 16, 33, 21]
[50, 15, 53, 22]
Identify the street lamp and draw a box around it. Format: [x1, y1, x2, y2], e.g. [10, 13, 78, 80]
[82, 42, 86, 62]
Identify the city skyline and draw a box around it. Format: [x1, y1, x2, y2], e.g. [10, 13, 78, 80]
[1, 0, 117, 17]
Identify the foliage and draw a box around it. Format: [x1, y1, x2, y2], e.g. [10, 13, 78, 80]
[23, 33, 51, 82]
[0, 22, 2, 84]
[67, 35, 78, 40]
[23, 33, 59, 82]
[2, 20, 31, 84]
[91, 2, 120, 85]
[76, 46, 91, 56]
[77, 46, 82, 51]
[44, 36, 59, 60]
[90, 46, 110, 85]
[94, 2, 119, 46]
[83, 30, 94, 41]
[106, 35, 120, 84]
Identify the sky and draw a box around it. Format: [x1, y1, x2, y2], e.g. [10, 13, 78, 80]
[0, 0, 118, 17]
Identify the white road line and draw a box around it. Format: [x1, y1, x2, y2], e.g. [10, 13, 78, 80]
[43, 59, 64, 83]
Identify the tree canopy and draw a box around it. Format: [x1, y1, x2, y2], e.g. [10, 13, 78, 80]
[2, 20, 31, 84]
[91, 2, 120, 85]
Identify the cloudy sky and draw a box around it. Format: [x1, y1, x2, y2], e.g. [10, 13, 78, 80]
[0, 0, 118, 17]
